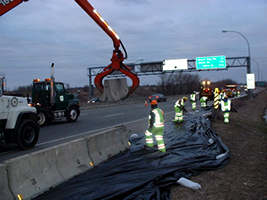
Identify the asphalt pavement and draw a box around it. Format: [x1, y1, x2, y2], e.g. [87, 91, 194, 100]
[0, 88, 255, 163]
[0, 97, 178, 162]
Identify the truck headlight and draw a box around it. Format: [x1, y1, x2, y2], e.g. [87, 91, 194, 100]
[11, 97, 18, 107]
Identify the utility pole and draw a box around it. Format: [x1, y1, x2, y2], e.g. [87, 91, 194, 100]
[88, 68, 94, 98]
[222, 30, 253, 98]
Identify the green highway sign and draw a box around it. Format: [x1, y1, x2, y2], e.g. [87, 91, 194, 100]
[196, 56, 226, 70]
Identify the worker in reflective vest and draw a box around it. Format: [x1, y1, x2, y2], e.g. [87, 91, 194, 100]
[237, 90, 241, 97]
[213, 88, 220, 110]
[200, 96, 208, 108]
[190, 92, 197, 111]
[144, 99, 148, 107]
[173, 97, 188, 123]
[220, 90, 226, 100]
[221, 96, 231, 123]
[145, 100, 166, 152]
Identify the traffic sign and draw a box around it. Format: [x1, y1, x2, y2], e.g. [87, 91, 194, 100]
[196, 56, 226, 70]
[163, 59, 188, 71]
[246, 73, 255, 89]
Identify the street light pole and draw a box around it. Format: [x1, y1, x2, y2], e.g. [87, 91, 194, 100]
[222, 30, 252, 98]
[88, 68, 94, 98]
[252, 59, 260, 82]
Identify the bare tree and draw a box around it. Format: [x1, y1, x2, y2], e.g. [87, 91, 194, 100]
[213, 79, 238, 89]
[7, 85, 32, 97]
[160, 72, 201, 95]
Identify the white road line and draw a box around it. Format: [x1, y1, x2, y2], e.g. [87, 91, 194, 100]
[104, 113, 123, 118]
[38, 127, 109, 146]
[0, 111, 175, 157]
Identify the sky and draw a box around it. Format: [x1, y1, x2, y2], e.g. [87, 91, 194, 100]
[0, 0, 266, 90]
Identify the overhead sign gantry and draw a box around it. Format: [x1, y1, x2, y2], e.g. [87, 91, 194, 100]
[88, 56, 249, 96]
[162, 59, 188, 71]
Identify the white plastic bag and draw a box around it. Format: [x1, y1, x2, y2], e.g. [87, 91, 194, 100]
[177, 177, 201, 190]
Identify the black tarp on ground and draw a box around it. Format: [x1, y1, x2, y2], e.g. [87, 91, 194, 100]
[35, 111, 229, 200]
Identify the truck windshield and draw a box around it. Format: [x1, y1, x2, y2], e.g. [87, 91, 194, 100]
[225, 85, 237, 90]
[55, 83, 64, 93]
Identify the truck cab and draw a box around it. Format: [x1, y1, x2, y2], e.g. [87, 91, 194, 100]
[223, 84, 238, 98]
[31, 78, 80, 126]
[0, 76, 39, 149]
[200, 80, 213, 100]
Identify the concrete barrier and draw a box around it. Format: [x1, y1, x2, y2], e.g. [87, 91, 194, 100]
[1, 125, 130, 200]
[100, 78, 129, 102]
[109, 78, 128, 101]
[5, 138, 93, 200]
[54, 138, 93, 181]
[0, 164, 13, 200]
[5, 148, 63, 200]
[86, 125, 130, 166]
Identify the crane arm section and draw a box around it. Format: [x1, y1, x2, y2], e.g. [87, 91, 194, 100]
[74, 0, 121, 50]
[1, 0, 140, 98]
[0, 0, 25, 16]
[1, 0, 121, 50]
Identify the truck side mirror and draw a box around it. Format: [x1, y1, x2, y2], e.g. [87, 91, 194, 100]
[26, 93, 30, 103]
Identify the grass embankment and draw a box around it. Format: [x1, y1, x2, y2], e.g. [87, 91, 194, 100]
[171, 89, 267, 200]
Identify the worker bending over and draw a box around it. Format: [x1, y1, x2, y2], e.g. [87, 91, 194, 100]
[200, 96, 208, 108]
[173, 97, 188, 123]
[221, 96, 231, 123]
[145, 100, 166, 152]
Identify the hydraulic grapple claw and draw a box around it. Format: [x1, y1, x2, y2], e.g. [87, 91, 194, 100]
[94, 50, 139, 98]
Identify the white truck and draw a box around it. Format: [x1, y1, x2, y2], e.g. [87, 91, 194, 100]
[0, 77, 40, 149]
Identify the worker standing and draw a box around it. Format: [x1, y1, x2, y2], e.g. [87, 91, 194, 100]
[212, 88, 221, 120]
[173, 97, 188, 123]
[200, 96, 208, 108]
[221, 96, 231, 123]
[190, 91, 197, 111]
[145, 100, 166, 152]
[237, 90, 241, 97]
[144, 99, 148, 107]
[220, 90, 226, 100]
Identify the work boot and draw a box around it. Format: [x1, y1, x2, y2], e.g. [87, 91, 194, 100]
[144, 145, 154, 151]
[159, 148, 166, 153]
[157, 149, 170, 158]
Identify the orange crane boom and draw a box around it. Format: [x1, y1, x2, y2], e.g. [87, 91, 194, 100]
[0, 0, 139, 97]
[0, 0, 25, 15]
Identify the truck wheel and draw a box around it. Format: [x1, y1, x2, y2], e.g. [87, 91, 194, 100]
[67, 107, 79, 122]
[37, 111, 46, 126]
[16, 119, 39, 150]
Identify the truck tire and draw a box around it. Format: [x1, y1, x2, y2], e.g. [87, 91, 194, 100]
[67, 107, 79, 122]
[37, 111, 46, 126]
[16, 119, 39, 150]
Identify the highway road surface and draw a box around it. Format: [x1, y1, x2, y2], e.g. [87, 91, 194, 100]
[1, 87, 255, 163]
[0, 97, 180, 162]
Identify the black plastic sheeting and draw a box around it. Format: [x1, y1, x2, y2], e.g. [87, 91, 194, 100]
[35, 111, 229, 200]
